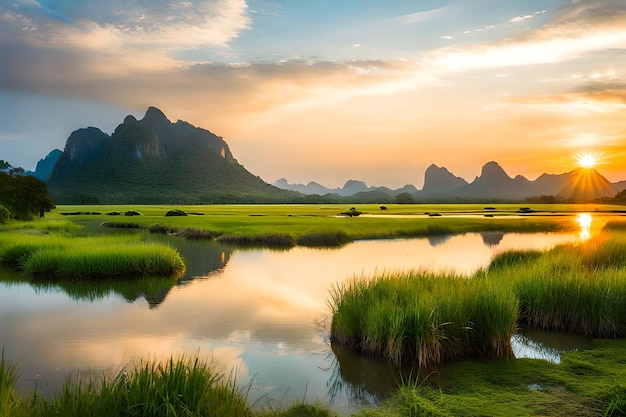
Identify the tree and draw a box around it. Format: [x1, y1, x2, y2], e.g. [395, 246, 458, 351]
[0, 161, 55, 220]
[614, 189, 626, 204]
[395, 192, 415, 204]
[0, 204, 9, 223]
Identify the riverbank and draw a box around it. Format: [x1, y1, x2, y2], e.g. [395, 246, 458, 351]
[42, 203, 625, 248]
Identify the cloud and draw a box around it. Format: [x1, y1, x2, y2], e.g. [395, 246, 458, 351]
[2, 0, 626, 125]
[485, 82, 626, 119]
[0, 132, 28, 142]
[426, 4, 626, 73]
[1, 0, 250, 54]
[510, 15, 533, 23]
[392, 7, 446, 24]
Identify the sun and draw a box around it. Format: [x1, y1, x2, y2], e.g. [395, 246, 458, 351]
[573, 152, 598, 169]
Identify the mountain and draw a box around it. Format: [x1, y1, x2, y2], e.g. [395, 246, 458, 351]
[273, 178, 334, 195]
[47, 107, 299, 204]
[25, 149, 62, 181]
[420, 164, 468, 195]
[447, 161, 534, 199]
[276, 161, 625, 203]
[427, 161, 619, 202]
[272, 178, 418, 197]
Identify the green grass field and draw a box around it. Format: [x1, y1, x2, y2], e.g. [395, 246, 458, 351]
[39, 203, 624, 245]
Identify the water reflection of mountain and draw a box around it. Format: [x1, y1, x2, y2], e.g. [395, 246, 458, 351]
[480, 232, 504, 247]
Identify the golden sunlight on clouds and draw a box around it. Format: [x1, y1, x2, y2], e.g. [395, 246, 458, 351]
[428, 29, 626, 74]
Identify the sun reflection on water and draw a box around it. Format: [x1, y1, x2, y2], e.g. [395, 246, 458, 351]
[576, 213, 592, 241]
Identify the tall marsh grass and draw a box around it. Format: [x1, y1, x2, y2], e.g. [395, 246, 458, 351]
[216, 233, 296, 248]
[329, 271, 518, 367]
[23, 244, 185, 279]
[0, 350, 21, 417]
[5, 354, 251, 417]
[331, 229, 626, 366]
[0, 352, 335, 417]
[495, 234, 626, 338]
[0, 233, 185, 279]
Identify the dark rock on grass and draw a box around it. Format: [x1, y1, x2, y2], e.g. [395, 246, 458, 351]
[165, 210, 188, 217]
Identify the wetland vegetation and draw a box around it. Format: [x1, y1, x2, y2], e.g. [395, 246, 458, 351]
[1, 203, 626, 416]
[329, 222, 626, 361]
[0, 234, 185, 280]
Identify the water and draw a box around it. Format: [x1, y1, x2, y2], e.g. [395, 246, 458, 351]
[0, 228, 594, 415]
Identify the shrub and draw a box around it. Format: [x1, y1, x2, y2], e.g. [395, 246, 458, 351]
[216, 233, 295, 248]
[100, 221, 140, 229]
[0, 204, 10, 223]
[296, 231, 351, 248]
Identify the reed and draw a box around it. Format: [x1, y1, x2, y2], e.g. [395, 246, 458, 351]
[296, 231, 351, 247]
[39, 354, 251, 417]
[100, 221, 140, 229]
[216, 233, 296, 248]
[487, 249, 542, 271]
[329, 271, 518, 367]
[511, 262, 626, 338]
[0, 350, 21, 416]
[0, 234, 66, 269]
[22, 243, 185, 279]
[175, 227, 222, 240]
[487, 233, 626, 338]
[0, 232, 185, 280]
[0, 352, 335, 417]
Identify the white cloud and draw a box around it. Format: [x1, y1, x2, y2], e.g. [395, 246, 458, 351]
[510, 15, 533, 23]
[392, 7, 446, 24]
[427, 19, 626, 73]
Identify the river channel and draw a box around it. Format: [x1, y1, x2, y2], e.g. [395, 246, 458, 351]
[0, 218, 599, 415]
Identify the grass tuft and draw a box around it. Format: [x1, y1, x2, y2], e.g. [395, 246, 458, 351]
[0, 349, 21, 416]
[0, 234, 186, 280]
[216, 233, 296, 248]
[296, 231, 352, 248]
[329, 271, 517, 367]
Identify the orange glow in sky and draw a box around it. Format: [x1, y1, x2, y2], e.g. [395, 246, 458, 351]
[1, 1, 625, 189]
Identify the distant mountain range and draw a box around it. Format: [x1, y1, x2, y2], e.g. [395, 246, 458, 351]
[274, 161, 626, 202]
[272, 178, 419, 198]
[26, 106, 626, 204]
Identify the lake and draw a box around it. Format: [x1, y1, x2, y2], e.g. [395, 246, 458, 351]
[0, 217, 598, 415]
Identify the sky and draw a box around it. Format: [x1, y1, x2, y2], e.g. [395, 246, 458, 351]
[1, 0, 625, 189]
